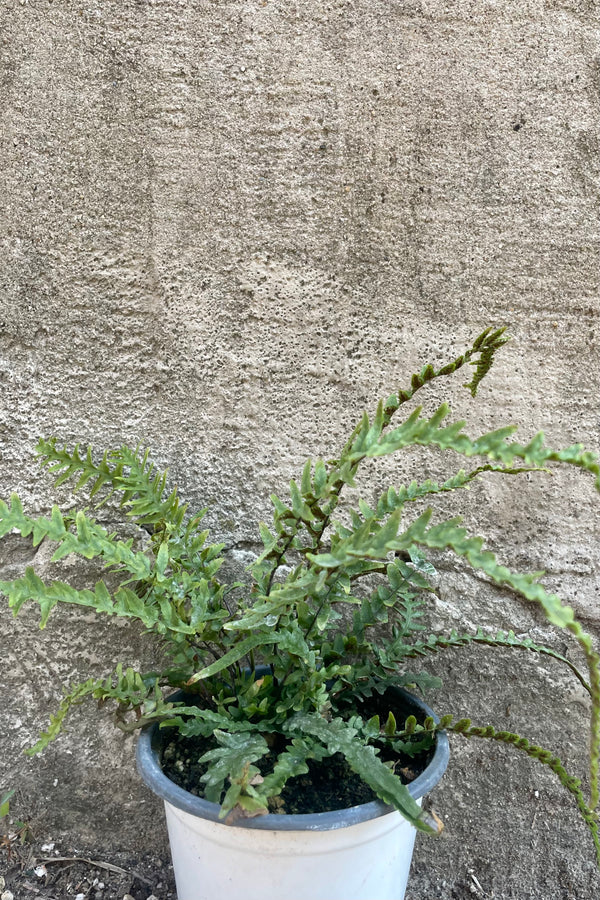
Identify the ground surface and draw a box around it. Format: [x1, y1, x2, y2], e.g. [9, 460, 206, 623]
[0, 841, 175, 900]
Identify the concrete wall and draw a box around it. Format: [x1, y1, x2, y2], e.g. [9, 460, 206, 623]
[1, 1, 599, 897]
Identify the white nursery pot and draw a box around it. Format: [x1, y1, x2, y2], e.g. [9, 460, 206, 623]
[162, 795, 422, 900]
[136, 687, 449, 900]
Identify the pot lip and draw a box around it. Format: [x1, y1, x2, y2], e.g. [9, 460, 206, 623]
[136, 684, 449, 832]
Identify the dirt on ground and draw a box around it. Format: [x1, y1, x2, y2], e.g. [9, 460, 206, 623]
[0, 832, 176, 900]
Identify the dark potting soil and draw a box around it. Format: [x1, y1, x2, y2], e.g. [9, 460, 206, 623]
[160, 694, 432, 815]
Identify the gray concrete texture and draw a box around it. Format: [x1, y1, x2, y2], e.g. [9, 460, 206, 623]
[0, 0, 599, 896]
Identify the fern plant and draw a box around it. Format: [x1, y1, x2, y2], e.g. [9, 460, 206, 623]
[1, 327, 599, 857]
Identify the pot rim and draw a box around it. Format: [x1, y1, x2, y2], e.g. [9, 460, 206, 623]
[136, 684, 449, 832]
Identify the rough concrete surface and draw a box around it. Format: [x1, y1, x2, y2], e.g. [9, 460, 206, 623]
[0, 0, 599, 897]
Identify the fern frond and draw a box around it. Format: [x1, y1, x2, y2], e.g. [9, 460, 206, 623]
[287, 712, 440, 833]
[95, 665, 180, 731]
[254, 737, 326, 806]
[575, 631, 600, 810]
[353, 405, 600, 491]
[408, 521, 600, 807]
[382, 326, 509, 418]
[227, 331, 513, 605]
[255, 330, 513, 590]
[0, 499, 220, 635]
[385, 713, 600, 862]
[26, 667, 187, 753]
[26, 678, 105, 754]
[403, 629, 591, 694]
[198, 731, 270, 810]
[186, 633, 282, 684]
[375, 464, 547, 519]
[463, 326, 510, 397]
[0, 567, 200, 634]
[15, 502, 153, 585]
[395, 593, 427, 639]
[447, 719, 600, 863]
[35, 440, 187, 529]
[0, 568, 113, 627]
[310, 512, 585, 635]
[0, 495, 69, 545]
[51, 511, 152, 574]
[35, 440, 116, 496]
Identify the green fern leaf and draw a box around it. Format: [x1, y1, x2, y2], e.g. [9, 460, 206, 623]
[198, 731, 270, 807]
[26, 678, 105, 754]
[287, 713, 439, 833]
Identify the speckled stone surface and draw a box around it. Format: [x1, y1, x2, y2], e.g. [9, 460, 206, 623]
[1, 2, 599, 897]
